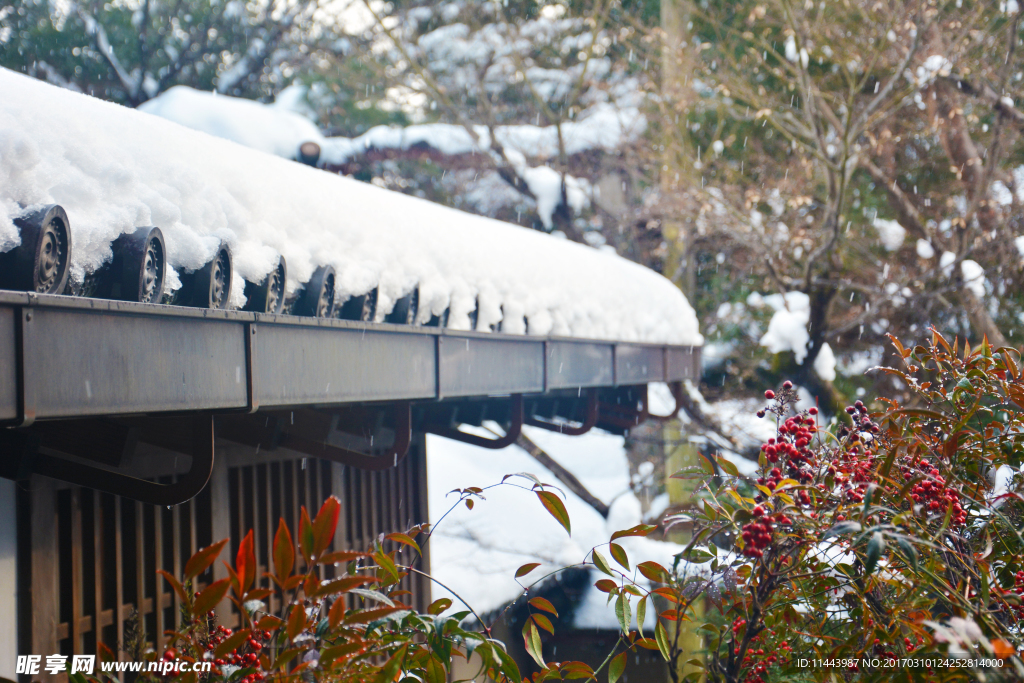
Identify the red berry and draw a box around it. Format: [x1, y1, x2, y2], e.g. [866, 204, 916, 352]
[765, 390, 776, 399]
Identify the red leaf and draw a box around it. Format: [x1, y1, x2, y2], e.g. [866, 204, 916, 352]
[637, 561, 668, 583]
[298, 506, 314, 565]
[328, 595, 347, 629]
[184, 539, 228, 581]
[156, 569, 187, 603]
[312, 496, 341, 559]
[286, 604, 307, 641]
[516, 562, 541, 578]
[236, 530, 256, 595]
[273, 519, 294, 583]
[192, 578, 230, 616]
[256, 615, 283, 631]
[595, 579, 617, 593]
[309, 575, 380, 598]
[536, 491, 571, 535]
[319, 550, 369, 564]
[610, 524, 657, 541]
[214, 629, 250, 658]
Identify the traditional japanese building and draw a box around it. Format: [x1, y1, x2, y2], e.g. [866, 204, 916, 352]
[0, 68, 702, 681]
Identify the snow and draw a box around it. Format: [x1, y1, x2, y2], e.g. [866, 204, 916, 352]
[1016, 236, 1024, 258]
[757, 292, 811, 363]
[139, 86, 324, 160]
[0, 68, 700, 344]
[916, 239, 935, 259]
[961, 259, 986, 299]
[813, 342, 837, 382]
[142, 86, 643, 231]
[873, 217, 906, 251]
[425, 426, 687, 618]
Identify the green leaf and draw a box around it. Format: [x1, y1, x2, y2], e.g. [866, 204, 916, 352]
[636, 596, 647, 638]
[614, 594, 631, 634]
[822, 521, 862, 538]
[717, 455, 739, 477]
[609, 542, 630, 571]
[380, 644, 407, 682]
[608, 652, 627, 683]
[865, 531, 885, 575]
[896, 538, 918, 571]
[537, 491, 572, 535]
[428, 598, 452, 615]
[655, 621, 671, 661]
[523, 620, 545, 668]
[592, 549, 615, 576]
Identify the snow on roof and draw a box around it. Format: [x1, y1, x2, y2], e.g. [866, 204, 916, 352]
[0, 69, 699, 343]
[425, 424, 688, 625]
[140, 86, 644, 230]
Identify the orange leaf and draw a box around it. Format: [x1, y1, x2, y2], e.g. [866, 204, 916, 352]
[273, 519, 294, 583]
[236, 530, 256, 595]
[529, 597, 559, 617]
[312, 496, 341, 559]
[184, 539, 228, 581]
[193, 578, 230, 616]
[992, 639, 1016, 659]
[536, 491, 571, 535]
[531, 613, 555, 635]
[635, 637, 660, 650]
[384, 532, 421, 554]
[595, 579, 617, 593]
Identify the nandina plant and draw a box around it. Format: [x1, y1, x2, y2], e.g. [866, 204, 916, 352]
[632, 331, 1024, 683]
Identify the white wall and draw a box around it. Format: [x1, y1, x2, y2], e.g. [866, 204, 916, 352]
[0, 478, 17, 678]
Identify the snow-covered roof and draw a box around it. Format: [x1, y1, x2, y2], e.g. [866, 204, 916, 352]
[426, 420, 688, 627]
[0, 68, 700, 344]
[139, 86, 643, 230]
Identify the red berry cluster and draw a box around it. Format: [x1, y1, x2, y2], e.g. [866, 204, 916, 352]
[905, 465, 966, 526]
[758, 411, 819, 481]
[1010, 570, 1024, 620]
[740, 506, 775, 559]
[735, 632, 790, 683]
[205, 626, 271, 682]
